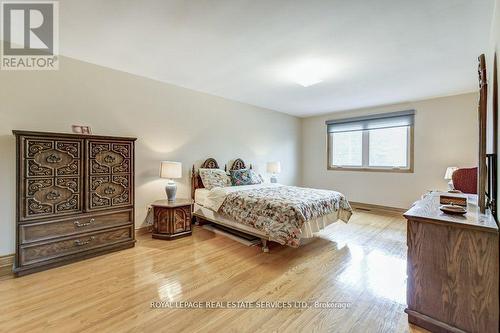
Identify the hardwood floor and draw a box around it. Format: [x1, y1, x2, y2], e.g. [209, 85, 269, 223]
[0, 210, 428, 333]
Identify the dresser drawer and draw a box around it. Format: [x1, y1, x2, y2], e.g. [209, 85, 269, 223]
[19, 226, 133, 266]
[19, 210, 133, 244]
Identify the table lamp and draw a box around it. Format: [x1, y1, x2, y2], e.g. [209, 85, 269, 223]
[160, 161, 182, 202]
[444, 166, 458, 190]
[267, 161, 281, 183]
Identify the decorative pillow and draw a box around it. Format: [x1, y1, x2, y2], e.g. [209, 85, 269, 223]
[230, 169, 263, 186]
[199, 168, 231, 190]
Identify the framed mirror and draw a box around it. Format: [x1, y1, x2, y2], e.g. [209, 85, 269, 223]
[479, 53, 499, 219]
[478, 54, 487, 213]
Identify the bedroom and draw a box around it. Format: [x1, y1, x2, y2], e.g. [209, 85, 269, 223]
[0, 0, 499, 332]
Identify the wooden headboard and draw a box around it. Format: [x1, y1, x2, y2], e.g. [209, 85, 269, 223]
[191, 158, 254, 199]
[229, 158, 250, 171]
[191, 158, 221, 199]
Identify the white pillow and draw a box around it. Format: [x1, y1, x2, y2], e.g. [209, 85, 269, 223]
[199, 168, 231, 190]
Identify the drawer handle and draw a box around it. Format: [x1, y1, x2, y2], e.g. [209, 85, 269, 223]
[74, 236, 95, 246]
[104, 155, 116, 163]
[46, 190, 61, 200]
[46, 154, 62, 163]
[104, 187, 116, 195]
[74, 218, 95, 228]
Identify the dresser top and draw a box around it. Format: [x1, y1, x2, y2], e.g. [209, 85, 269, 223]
[404, 192, 498, 233]
[12, 130, 137, 141]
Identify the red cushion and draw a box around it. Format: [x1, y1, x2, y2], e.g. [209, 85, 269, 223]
[451, 167, 478, 194]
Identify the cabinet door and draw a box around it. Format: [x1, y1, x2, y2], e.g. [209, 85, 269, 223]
[154, 207, 171, 234]
[20, 137, 83, 220]
[86, 140, 133, 211]
[173, 207, 191, 233]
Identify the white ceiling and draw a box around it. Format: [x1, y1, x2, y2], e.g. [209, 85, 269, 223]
[59, 0, 494, 117]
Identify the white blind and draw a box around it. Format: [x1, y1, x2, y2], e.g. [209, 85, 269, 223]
[326, 110, 415, 133]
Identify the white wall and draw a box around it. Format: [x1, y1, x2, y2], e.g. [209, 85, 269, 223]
[0, 56, 302, 255]
[301, 93, 478, 209]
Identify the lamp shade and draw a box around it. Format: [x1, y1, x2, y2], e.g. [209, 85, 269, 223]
[160, 161, 182, 179]
[444, 166, 458, 180]
[267, 161, 281, 174]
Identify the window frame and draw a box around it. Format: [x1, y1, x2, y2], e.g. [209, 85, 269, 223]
[327, 125, 414, 173]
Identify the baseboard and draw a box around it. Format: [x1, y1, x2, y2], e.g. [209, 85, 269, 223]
[405, 309, 467, 333]
[350, 201, 407, 214]
[0, 254, 14, 278]
[135, 226, 152, 236]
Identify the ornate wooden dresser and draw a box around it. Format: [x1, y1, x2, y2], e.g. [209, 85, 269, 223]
[13, 131, 137, 276]
[404, 193, 499, 333]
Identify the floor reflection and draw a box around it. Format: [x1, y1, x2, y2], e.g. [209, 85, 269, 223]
[157, 277, 183, 301]
[338, 244, 407, 304]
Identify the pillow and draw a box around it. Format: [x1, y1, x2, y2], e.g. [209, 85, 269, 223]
[199, 168, 231, 190]
[230, 168, 263, 186]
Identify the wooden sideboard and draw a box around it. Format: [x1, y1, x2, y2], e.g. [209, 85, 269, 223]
[404, 193, 499, 333]
[13, 131, 137, 276]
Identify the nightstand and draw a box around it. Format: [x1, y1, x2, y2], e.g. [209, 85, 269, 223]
[151, 199, 193, 240]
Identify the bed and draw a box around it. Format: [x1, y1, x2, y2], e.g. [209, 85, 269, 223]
[191, 158, 352, 252]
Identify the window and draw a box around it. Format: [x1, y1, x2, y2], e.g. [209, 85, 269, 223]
[327, 110, 414, 172]
[331, 131, 363, 166]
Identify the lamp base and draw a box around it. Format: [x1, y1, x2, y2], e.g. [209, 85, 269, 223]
[165, 182, 177, 202]
[270, 175, 278, 184]
[447, 181, 454, 191]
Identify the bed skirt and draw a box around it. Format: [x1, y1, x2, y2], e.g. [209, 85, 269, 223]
[193, 203, 340, 241]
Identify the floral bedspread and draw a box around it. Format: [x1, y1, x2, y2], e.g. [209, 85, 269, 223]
[219, 186, 352, 247]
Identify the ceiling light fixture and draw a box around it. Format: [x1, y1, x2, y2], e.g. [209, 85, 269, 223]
[287, 58, 332, 87]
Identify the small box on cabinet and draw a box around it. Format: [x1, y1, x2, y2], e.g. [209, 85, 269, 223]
[439, 194, 467, 207]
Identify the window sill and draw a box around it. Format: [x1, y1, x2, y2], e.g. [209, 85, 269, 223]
[327, 166, 414, 173]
